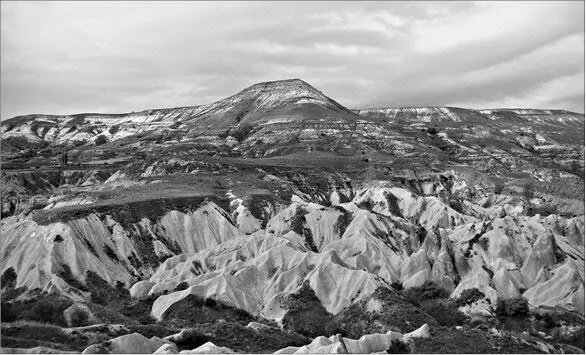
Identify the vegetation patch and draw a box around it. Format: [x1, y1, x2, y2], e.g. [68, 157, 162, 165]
[186, 321, 310, 353]
[401, 281, 449, 307]
[242, 192, 275, 228]
[327, 287, 438, 337]
[58, 265, 89, 292]
[288, 206, 318, 252]
[281, 280, 333, 337]
[31, 193, 228, 227]
[495, 297, 529, 318]
[1, 267, 17, 289]
[333, 208, 352, 236]
[412, 326, 542, 354]
[454, 288, 485, 307]
[162, 294, 254, 326]
[1, 293, 73, 326]
[384, 191, 404, 218]
[419, 299, 467, 327]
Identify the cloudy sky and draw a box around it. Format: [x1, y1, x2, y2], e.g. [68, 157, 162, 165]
[1, 1, 584, 119]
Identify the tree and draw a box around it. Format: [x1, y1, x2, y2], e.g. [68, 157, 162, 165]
[232, 124, 254, 142]
[94, 135, 109, 146]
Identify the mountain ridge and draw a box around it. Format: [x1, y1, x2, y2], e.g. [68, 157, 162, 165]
[3, 78, 584, 123]
[1, 78, 585, 353]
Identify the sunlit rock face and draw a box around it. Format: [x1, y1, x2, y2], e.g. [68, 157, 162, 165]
[4, 180, 582, 323]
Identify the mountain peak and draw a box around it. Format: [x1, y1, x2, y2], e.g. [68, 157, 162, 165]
[225, 78, 354, 118]
[239, 78, 322, 97]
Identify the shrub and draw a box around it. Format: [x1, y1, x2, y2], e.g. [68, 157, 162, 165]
[1, 302, 15, 322]
[109, 125, 120, 135]
[401, 281, 449, 306]
[103, 245, 119, 262]
[522, 181, 534, 200]
[527, 205, 557, 217]
[390, 281, 403, 292]
[67, 306, 89, 327]
[478, 237, 489, 252]
[356, 199, 375, 211]
[204, 298, 217, 307]
[281, 280, 332, 337]
[540, 313, 556, 329]
[454, 288, 485, 308]
[85, 271, 129, 305]
[495, 297, 529, 317]
[217, 130, 230, 139]
[94, 135, 109, 146]
[174, 282, 189, 292]
[420, 299, 467, 327]
[232, 124, 254, 142]
[387, 338, 410, 353]
[449, 199, 465, 214]
[5, 295, 74, 326]
[1, 267, 17, 289]
[169, 328, 209, 351]
[494, 181, 505, 194]
[58, 265, 88, 292]
[385, 192, 403, 218]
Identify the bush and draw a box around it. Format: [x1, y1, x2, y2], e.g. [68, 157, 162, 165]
[281, 280, 332, 337]
[527, 205, 557, 217]
[174, 282, 189, 292]
[103, 245, 119, 262]
[454, 288, 485, 307]
[85, 271, 129, 305]
[420, 299, 467, 327]
[390, 281, 403, 292]
[94, 135, 109, 146]
[109, 125, 120, 135]
[540, 313, 556, 329]
[401, 281, 449, 306]
[326, 287, 438, 337]
[1, 267, 17, 288]
[232, 124, 254, 142]
[387, 338, 410, 353]
[169, 328, 209, 351]
[495, 297, 529, 317]
[385, 192, 403, 218]
[67, 306, 89, 327]
[16, 296, 73, 326]
[478, 238, 489, 251]
[449, 199, 465, 214]
[217, 130, 230, 139]
[356, 199, 375, 211]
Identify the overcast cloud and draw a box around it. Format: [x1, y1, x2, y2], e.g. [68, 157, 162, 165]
[1, 1, 584, 119]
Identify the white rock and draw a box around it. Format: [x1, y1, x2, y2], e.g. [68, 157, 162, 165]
[130, 281, 156, 299]
[180, 342, 234, 354]
[403, 324, 430, 340]
[82, 333, 171, 354]
[154, 343, 179, 354]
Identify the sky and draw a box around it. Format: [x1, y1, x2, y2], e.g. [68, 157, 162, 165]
[1, 1, 584, 119]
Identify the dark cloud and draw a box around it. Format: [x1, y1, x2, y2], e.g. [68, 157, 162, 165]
[1, 1, 584, 119]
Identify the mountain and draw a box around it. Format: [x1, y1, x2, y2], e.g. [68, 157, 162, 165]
[1, 79, 357, 149]
[355, 106, 585, 126]
[1, 79, 585, 354]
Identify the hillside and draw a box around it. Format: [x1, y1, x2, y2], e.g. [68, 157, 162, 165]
[1, 79, 584, 354]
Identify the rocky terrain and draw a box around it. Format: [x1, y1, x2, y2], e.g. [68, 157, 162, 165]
[1, 79, 584, 353]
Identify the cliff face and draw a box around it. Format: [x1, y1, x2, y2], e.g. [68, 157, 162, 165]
[1, 79, 584, 352]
